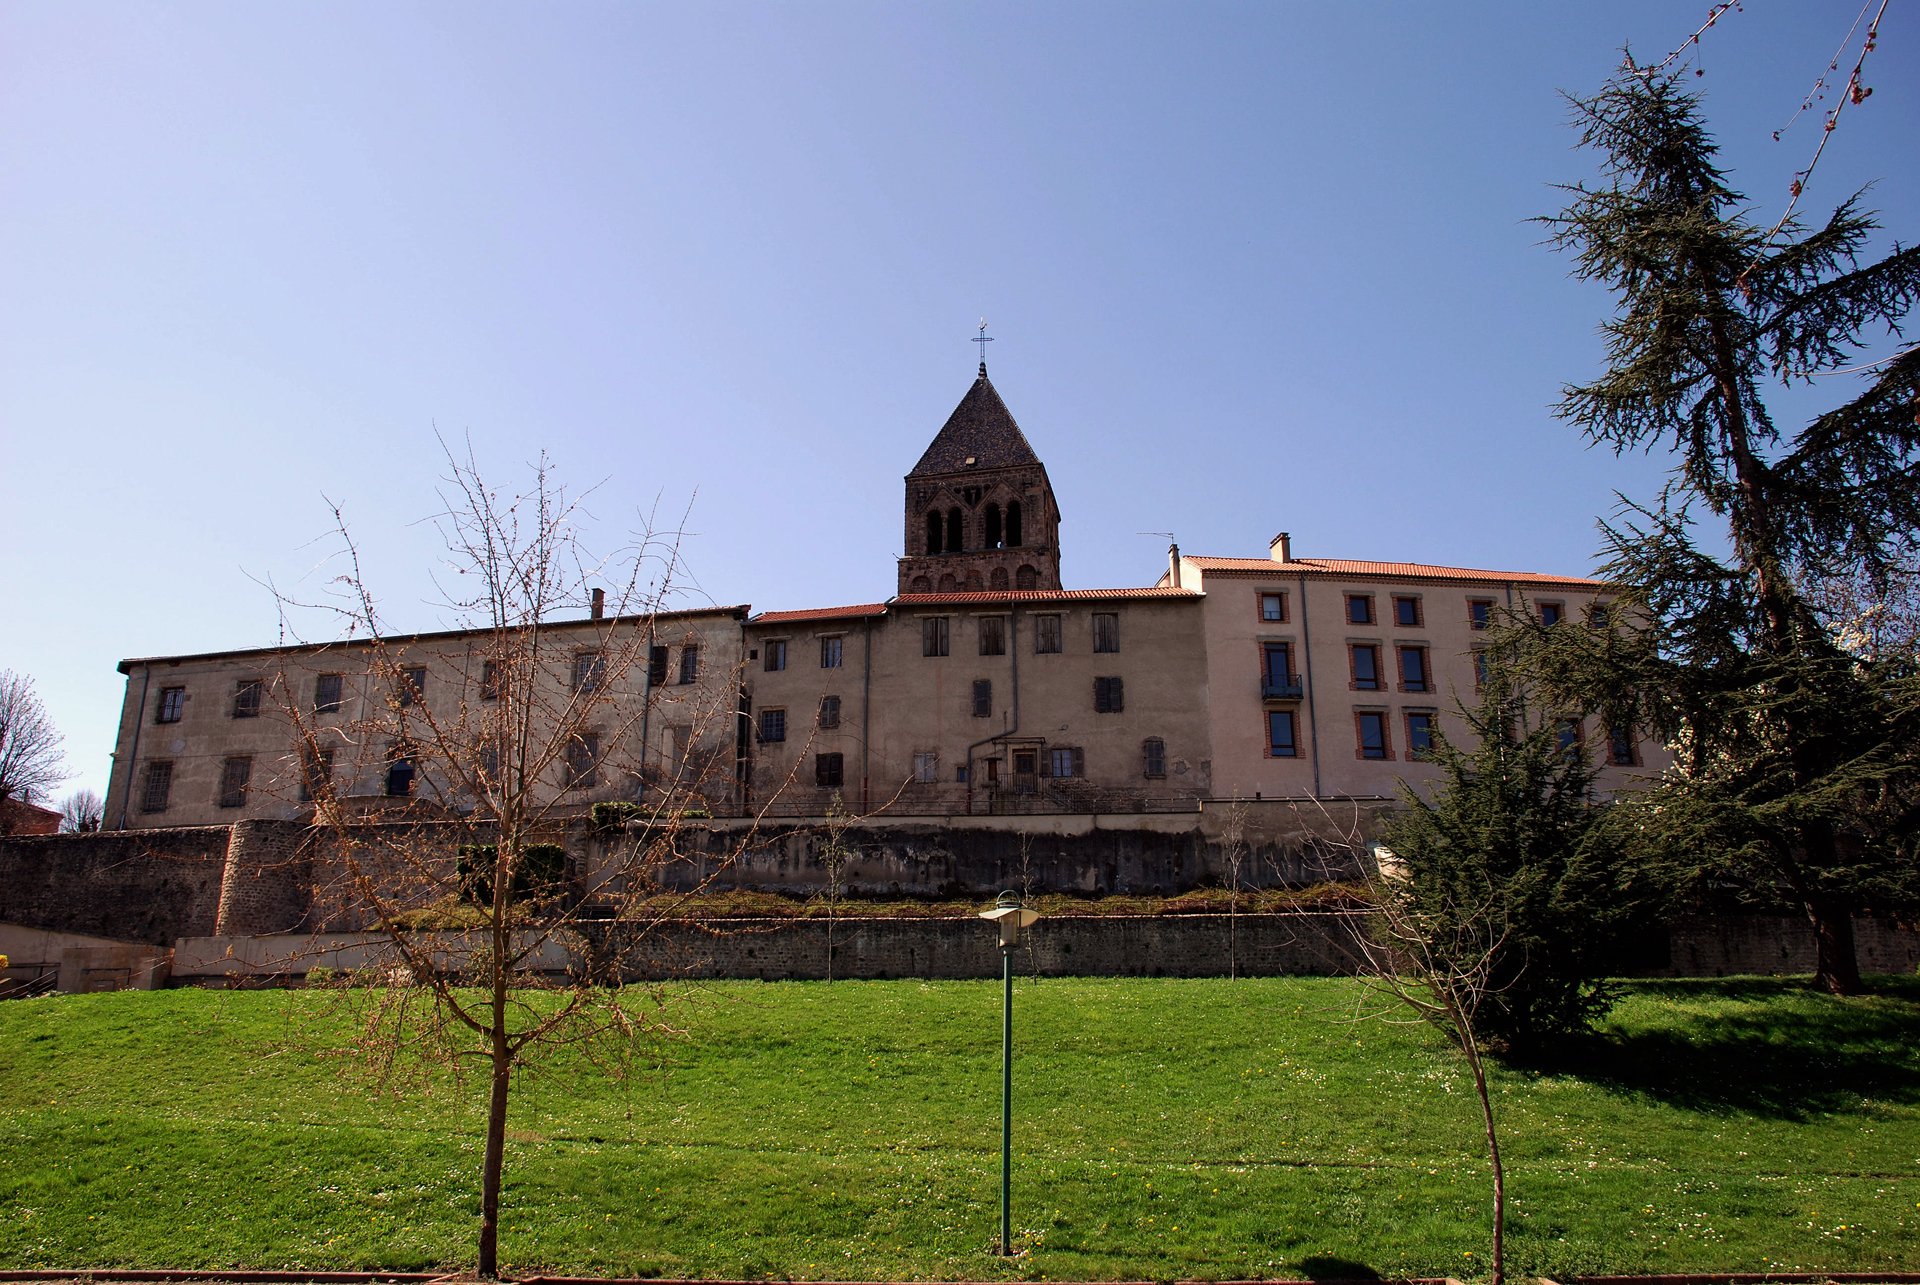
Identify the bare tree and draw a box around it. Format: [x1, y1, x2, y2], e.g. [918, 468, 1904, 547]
[0, 670, 66, 828]
[276, 445, 750, 1277]
[815, 792, 854, 980]
[59, 788, 103, 833]
[1349, 862, 1512, 1285]
[1219, 800, 1250, 980]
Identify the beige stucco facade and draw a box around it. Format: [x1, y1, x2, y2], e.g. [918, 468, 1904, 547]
[105, 608, 748, 830]
[102, 367, 1667, 832]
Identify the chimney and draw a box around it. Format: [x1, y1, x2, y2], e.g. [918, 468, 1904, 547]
[590, 587, 605, 620]
[1168, 541, 1182, 588]
[1269, 531, 1292, 563]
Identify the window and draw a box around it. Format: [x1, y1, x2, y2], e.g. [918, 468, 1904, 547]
[1588, 602, 1613, 629]
[1034, 614, 1062, 654]
[1346, 594, 1374, 625]
[815, 752, 844, 789]
[972, 679, 993, 718]
[913, 750, 939, 784]
[923, 617, 950, 657]
[218, 755, 252, 808]
[1540, 602, 1565, 626]
[647, 646, 669, 687]
[1607, 723, 1638, 767]
[385, 748, 416, 797]
[314, 673, 344, 714]
[758, 708, 786, 743]
[820, 636, 842, 669]
[232, 679, 263, 719]
[979, 616, 1006, 656]
[1393, 595, 1422, 627]
[476, 739, 500, 785]
[1556, 718, 1583, 757]
[1047, 746, 1084, 778]
[1266, 710, 1298, 757]
[1015, 565, 1038, 590]
[565, 733, 600, 788]
[1356, 712, 1390, 760]
[1259, 592, 1287, 623]
[764, 639, 788, 672]
[140, 761, 173, 812]
[1397, 645, 1430, 693]
[398, 667, 426, 708]
[299, 744, 335, 802]
[1142, 737, 1166, 778]
[1093, 675, 1125, 713]
[1350, 644, 1381, 691]
[679, 645, 700, 684]
[1091, 613, 1120, 653]
[1406, 712, 1438, 760]
[1473, 649, 1492, 688]
[573, 651, 606, 694]
[818, 694, 841, 729]
[1262, 641, 1295, 693]
[1469, 599, 1495, 630]
[156, 686, 185, 724]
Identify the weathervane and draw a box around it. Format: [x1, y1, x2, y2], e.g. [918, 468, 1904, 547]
[973, 318, 994, 373]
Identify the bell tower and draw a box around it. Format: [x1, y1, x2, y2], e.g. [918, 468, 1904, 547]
[897, 363, 1063, 595]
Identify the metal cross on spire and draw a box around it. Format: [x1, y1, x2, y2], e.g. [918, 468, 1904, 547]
[973, 318, 994, 375]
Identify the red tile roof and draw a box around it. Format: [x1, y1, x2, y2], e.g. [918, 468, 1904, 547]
[1183, 556, 1602, 588]
[892, 587, 1201, 606]
[751, 603, 890, 625]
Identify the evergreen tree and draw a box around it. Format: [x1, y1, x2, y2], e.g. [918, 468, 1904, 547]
[1384, 672, 1650, 1055]
[1538, 65, 1920, 994]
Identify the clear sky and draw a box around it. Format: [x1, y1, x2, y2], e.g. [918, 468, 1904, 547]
[3, 2, 1915, 805]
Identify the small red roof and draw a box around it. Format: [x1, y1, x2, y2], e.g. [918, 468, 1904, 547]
[751, 603, 890, 625]
[1183, 556, 1602, 588]
[893, 587, 1201, 606]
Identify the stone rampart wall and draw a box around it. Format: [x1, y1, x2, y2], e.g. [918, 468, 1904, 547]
[0, 827, 234, 945]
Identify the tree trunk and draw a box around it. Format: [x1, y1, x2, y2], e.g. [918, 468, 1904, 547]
[1467, 1043, 1505, 1285]
[1807, 895, 1863, 996]
[478, 1040, 511, 1276]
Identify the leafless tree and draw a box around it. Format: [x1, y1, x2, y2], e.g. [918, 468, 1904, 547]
[1219, 800, 1250, 980]
[1348, 857, 1512, 1285]
[274, 444, 754, 1277]
[59, 788, 103, 833]
[815, 792, 854, 980]
[0, 670, 67, 828]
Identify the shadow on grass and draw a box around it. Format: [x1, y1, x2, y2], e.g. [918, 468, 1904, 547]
[1537, 974, 1920, 1119]
[1295, 1256, 1383, 1281]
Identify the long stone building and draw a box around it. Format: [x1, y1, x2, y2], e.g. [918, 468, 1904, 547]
[102, 364, 1665, 831]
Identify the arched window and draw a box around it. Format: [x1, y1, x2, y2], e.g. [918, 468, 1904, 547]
[909, 574, 931, 592]
[946, 507, 964, 552]
[984, 503, 1003, 548]
[1006, 500, 1023, 547]
[1015, 565, 1038, 590]
[990, 567, 1009, 590]
[965, 570, 984, 591]
[926, 510, 942, 556]
[938, 572, 958, 592]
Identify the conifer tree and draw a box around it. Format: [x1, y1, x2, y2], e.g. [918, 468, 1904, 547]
[1384, 671, 1645, 1055]
[1539, 65, 1920, 994]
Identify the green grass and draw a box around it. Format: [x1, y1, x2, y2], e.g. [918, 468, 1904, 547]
[2, 976, 1917, 1279]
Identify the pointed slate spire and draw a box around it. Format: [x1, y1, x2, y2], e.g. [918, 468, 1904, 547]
[908, 369, 1042, 477]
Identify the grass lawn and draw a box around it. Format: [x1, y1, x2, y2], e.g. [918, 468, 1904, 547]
[1, 975, 1916, 1279]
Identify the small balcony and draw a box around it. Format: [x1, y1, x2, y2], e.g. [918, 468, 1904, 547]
[1261, 675, 1303, 701]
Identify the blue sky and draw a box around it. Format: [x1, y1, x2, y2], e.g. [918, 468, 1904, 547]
[4, 2, 1914, 803]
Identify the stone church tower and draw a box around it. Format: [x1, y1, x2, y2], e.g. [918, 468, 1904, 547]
[897, 364, 1063, 594]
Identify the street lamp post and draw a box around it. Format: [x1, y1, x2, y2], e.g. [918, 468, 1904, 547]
[979, 890, 1041, 1256]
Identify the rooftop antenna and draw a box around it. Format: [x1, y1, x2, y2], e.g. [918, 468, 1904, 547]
[973, 318, 994, 375]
